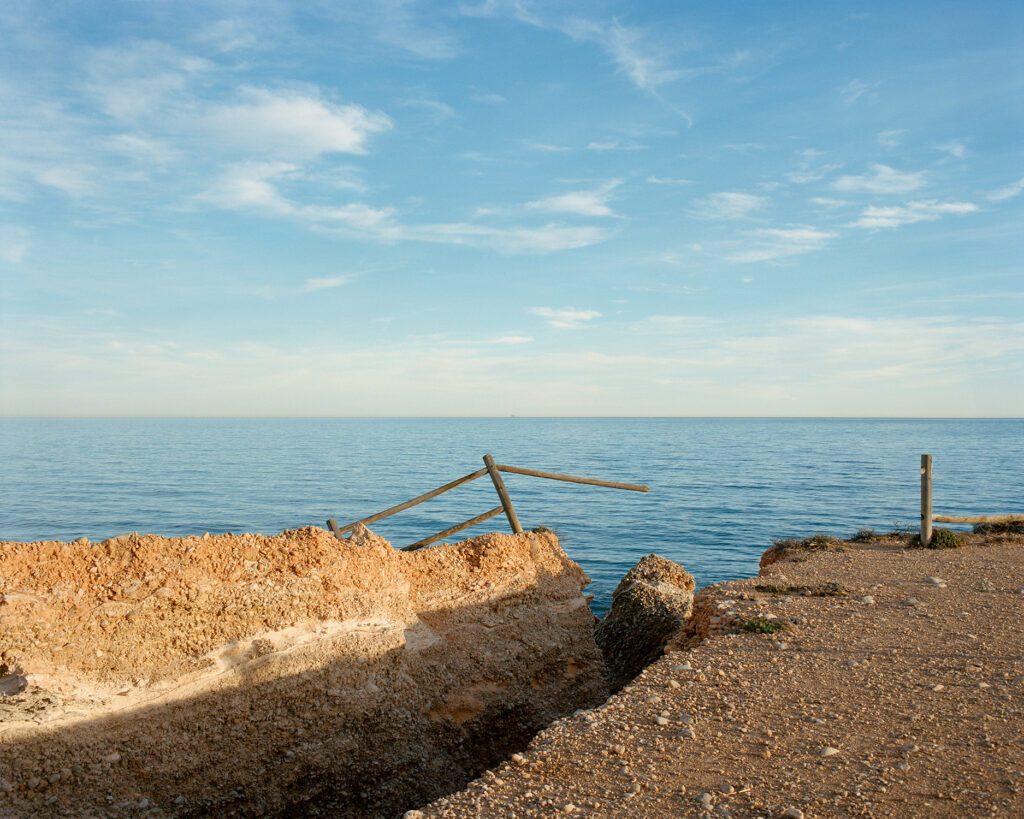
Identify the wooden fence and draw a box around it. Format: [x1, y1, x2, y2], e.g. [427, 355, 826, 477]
[920, 454, 1024, 545]
[327, 453, 649, 551]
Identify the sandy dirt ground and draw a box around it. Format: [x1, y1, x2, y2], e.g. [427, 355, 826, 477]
[416, 531, 1024, 818]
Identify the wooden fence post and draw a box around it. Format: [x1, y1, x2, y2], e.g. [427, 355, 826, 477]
[921, 454, 933, 546]
[483, 454, 523, 534]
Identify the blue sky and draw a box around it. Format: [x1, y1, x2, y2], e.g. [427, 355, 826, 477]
[1, 0, 1022, 416]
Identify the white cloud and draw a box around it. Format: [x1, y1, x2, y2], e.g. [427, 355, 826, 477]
[495, 335, 533, 344]
[0, 226, 30, 263]
[726, 227, 835, 263]
[647, 176, 693, 185]
[530, 307, 601, 328]
[526, 180, 621, 217]
[691, 191, 765, 220]
[850, 200, 978, 229]
[526, 142, 570, 152]
[107, 134, 179, 163]
[987, 176, 1024, 202]
[832, 164, 926, 194]
[198, 162, 298, 212]
[300, 275, 353, 292]
[811, 197, 846, 209]
[205, 88, 391, 159]
[937, 139, 967, 160]
[876, 129, 905, 149]
[201, 165, 611, 254]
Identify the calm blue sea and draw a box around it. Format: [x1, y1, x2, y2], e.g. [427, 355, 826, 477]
[2, 418, 1021, 612]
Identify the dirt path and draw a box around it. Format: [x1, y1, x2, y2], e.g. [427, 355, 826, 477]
[416, 532, 1024, 818]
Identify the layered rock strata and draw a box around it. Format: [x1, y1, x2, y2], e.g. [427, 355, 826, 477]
[0, 526, 607, 817]
[594, 553, 695, 691]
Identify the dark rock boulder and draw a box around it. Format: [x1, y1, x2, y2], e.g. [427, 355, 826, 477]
[594, 553, 696, 691]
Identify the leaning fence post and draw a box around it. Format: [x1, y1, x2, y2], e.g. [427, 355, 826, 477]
[483, 454, 523, 534]
[921, 454, 933, 546]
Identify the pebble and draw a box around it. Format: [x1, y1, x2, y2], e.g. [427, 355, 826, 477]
[403, 811, 425, 819]
[977, 681, 991, 689]
[903, 743, 919, 753]
[785, 809, 805, 819]
[717, 783, 735, 794]
[860, 595, 875, 604]
[656, 716, 670, 726]
[668, 680, 680, 689]
[821, 746, 841, 757]
[699, 792, 714, 805]
[511, 754, 527, 765]
[897, 762, 911, 772]
[927, 577, 946, 586]
[928, 684, 945, 691]
[563, 804, 576, 813]
[673, 662, 693, 671]
[679, 727, 696, 739]
[1014, 587, 1024, 595]
[103, 752, 121, 765]
[903, 597, 922, 606]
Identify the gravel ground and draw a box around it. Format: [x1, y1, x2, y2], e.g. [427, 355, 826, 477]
[414, 532, 1024, 818]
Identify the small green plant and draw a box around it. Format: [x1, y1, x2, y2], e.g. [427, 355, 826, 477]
[531, 525, 553, 534]
[850, 528, 877, 542]
[741, 618, 785, 634]
[755, 583, 794, 594]
[973, 521, 1024, 535]
[810, 582, 846, 597]
[928, 528, 963, 549]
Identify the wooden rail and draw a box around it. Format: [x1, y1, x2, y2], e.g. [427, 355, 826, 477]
[920, 454, 1024, 545]
[328, 453, 649, 550]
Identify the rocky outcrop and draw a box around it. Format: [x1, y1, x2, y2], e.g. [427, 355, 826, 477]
[0, 526, 607, 817]
[593, 553, 695, 691]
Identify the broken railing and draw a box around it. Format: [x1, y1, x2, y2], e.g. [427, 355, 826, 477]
[920, 454, 1024, 545]
[327, 453, 649, 551]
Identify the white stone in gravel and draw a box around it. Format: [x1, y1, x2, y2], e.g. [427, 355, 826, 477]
[785, 808, 805, 819]
[103, 752, 121, 764]
[861, 595, 875, 604]
[928, 684, 945, 691]
[821, 746, 841, 757]
[511, 754, 527, 765]
[656, 716, 670, 726]
[679, 727, 696, 739]
[668, 680, 680, 688]
[699, 792, 714, 804]
[562, 804, 576, 813]
[927, 577, 945, 585]
[673, 662, 693, 671]
[903, 597, 922, 606]
[977, 681, 991, 689]
[718, 783, 735, 794]
[403, 812, 425, 819]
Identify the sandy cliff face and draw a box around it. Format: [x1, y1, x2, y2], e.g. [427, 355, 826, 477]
[0, 526, 607, 817]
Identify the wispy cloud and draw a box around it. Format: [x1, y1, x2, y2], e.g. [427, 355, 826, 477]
[525, 142, 570, 152]
[527, 180, 622, 217]
[530, 307, 601, 328]
[560, 17, 682, 92]
[495, 335, 533, 344]
[839, 78, 879, 105]
[586, 140, 645, 151]
[876, 129, 905, 149]
[726, 227, 835, 263]
[937, 139, 967, 160]
[691, 191, 766, 220]
[647, 176, 693, 185]
[987, 176, 1024, 202]
[850, 200, 978, 229]
[832, 164, 926, 194]
[0, 226, 30, 263]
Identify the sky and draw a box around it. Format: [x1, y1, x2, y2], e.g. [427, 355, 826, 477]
[1, 0, 1022, 417]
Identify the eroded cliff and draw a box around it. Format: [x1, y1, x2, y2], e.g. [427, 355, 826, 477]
[0, 526, 607, 817]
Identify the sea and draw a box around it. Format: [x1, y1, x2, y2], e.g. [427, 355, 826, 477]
[2, 418, 1021, 613]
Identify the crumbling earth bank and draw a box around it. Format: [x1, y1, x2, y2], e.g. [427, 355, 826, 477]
[0, 526, 607, 817]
